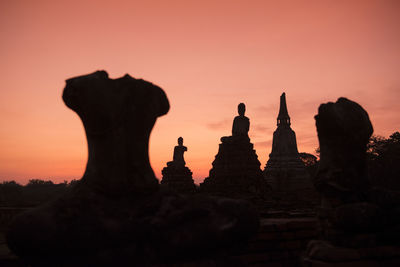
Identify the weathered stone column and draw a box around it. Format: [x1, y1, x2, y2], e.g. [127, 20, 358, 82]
[304, 97, 400, 266]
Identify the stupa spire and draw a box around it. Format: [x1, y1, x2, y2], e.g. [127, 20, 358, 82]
[277, 92, 290, 126]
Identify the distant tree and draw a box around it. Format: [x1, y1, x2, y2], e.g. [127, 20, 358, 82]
[315, 147, 320, 159]
[26, 179, 54, 187]
[0, 179, 73, 207]
[311, 133, 399, 189]
[299, 152, 319, 177]
[68, 179, 79, 187]
[23, 179, 67, 206]
[367, 132, 400, 190]
[0, 181, 23, 196]
[0, 181, 23, 206]
[299, 153, 318, 167]
[0, 180, 21, 187]
[367, 135, 386, 159]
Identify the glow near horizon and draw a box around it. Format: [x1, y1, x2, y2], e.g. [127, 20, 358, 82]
[0, 0, 399, 184]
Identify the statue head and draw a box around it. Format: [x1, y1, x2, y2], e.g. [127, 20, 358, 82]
[238, 103, 246, 116]
[178, 137, 183, 146]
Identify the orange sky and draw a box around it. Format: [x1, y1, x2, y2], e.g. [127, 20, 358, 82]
[1, 0, 399, 184]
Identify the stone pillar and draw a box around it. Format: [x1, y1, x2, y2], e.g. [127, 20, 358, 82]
[304, 97, 400, 266]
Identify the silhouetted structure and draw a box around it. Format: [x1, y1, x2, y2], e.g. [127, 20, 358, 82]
[161, 137, 196, 193]
[6, 71, 259, 266]
[201, 103, 268, 199]
[0, 180, 73, 207]
[264, 93, 314, 204]
[304, 98, 400, 266]
[232, 102, 250, 138]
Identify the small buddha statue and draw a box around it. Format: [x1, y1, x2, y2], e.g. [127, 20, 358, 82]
[232, 103, 250, 137]
[168, 137, 187, 167]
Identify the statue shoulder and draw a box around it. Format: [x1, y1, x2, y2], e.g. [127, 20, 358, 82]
[234, 115, 249, 121]
[233, 115, 248, 122]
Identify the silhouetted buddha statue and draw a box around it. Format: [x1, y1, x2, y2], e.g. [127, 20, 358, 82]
[232, 103, 249, 137]
[202, 102, 267, 197]
[162, 137, 195, 193]
[221, 103, 250, 143]
[168, 137, 187, 167]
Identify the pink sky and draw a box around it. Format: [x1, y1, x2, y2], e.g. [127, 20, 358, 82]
[0, 0, 399, 184]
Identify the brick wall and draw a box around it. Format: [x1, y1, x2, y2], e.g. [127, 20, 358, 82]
[0, 208, 319, 266]
[238, 218, 319, 266]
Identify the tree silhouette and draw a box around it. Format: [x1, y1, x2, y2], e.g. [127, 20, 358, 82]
[299, 152, 318, 177]
[299, 152, 317, 167]
[0, 179, 75, 207]
[367, 131, 400, 189]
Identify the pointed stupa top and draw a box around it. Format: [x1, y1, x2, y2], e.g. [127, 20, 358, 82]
[277, 92, 291, 126]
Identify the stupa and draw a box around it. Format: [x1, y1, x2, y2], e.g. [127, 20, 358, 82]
[264, 93, 313, 200]
[161, 137, 196, 193]
[200, 103, 268, 199]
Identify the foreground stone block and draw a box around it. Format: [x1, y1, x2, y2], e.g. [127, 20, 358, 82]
[304, 97, 400, 266]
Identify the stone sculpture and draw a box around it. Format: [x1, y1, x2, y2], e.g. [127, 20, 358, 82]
[221, 103, 250, 144]
[304, 97, 400, 266]
[232, 103, 250, 138]
[201, 103, 268, 199]
[169, 137, 187, 167]
[161, 137, 196, 193]
[6, 71, 259, 266]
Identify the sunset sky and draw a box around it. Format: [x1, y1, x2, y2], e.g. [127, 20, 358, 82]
[1, 0, 399, 184]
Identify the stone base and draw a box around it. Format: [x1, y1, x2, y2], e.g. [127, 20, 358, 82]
[264, 166, 318, 209]
[264, 154, 313, 190]
[201, 174, 267, 200]
[161, 164, 196, 194]
[264, 169, 312, 192]
[6, 182, 259, 266]
[317, 200, 400, 248]
[303, 240, 400, 267]
[200, 136, 269, 199]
